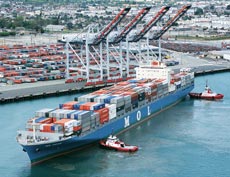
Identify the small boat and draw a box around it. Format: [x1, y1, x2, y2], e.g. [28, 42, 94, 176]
[189, 82, 224, 100]
[99, 135, 138, 152]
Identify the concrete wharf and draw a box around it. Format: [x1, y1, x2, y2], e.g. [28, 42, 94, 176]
[1, 52, 230, 103]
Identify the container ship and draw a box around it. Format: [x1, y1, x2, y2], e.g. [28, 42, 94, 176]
[16, 60, 194, 165]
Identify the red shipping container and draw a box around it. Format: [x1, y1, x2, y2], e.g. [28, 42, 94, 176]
[113, 91, 123, 95]
[116, 78, 123, 82]
[99, 114, 109, 124]
[151, 91, 157, 97]
[122, 91, 138, 101]
[95, 108, 109, 123]
[73, 126, 82, 132]
[0, 67, 6, 72]
[95, 81, 104, 85]
[150, 84, 157, 89]
[95, 107, 109, 114]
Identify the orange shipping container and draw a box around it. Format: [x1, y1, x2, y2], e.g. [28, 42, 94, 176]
[39, 117, 53, 124]
[117, 81, 129, 86]
[80, 102, 97, 111]
[92, 90, 110, 95]
[62, 101, 78, 110]
[62, 106, 73, 110]
[95, 107, 109, 118]
[14, 79, 22, 84]
[55, 118, 71, 126]
[42, 124, 54, 132]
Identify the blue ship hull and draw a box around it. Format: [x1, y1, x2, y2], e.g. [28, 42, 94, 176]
[22, 84, 194, 164]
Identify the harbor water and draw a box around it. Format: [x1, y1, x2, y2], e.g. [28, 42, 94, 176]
[0, 72, 230, 177]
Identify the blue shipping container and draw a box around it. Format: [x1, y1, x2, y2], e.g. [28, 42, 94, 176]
[73, 102, 85, 110]
[93, 103, 105, 110]
[104, 96, 116, 104]
[35, 117, 46, 123]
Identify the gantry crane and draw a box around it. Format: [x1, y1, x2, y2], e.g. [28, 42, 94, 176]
[129, 6, 170, 42]
[109, 7, 151, 44]
[103, 7, 153, 78]
[149, 5, 191, 40]
[65, 5, 192, 84]
[65, 8, 131, 81]
[92, 7, 131, 45]
[124, 5, 191, 63]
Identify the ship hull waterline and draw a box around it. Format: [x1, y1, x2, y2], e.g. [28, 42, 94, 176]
[20, 84, 194, 165]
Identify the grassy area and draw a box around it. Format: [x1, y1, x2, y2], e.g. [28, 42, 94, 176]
[0, 32, 16, 37]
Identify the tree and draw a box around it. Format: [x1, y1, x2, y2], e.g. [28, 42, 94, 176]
[210, 5, 215, 10]
[67, 22, 73, 30]
[194, 8, 204, 16]
[0, 19, 8, 28]
[227, 5, 230, 10]
[14, 16, 24, 27]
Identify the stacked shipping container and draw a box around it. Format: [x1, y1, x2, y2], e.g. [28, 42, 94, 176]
[25, 71, 193, 137]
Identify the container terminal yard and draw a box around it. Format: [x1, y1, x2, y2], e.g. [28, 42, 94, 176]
[1, 5, 230, 103]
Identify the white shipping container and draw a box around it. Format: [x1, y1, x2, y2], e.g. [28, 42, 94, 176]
[26, 123, 40, 131]
[63, 110, 76, 118]
[95, 95, 110, 103]
[35, 108, 54, 117]
[64, 119, 78, 127]
[110, 96, 124, 104]
[50, 109, 63, 118]
[77, 94, 92, 102]
[57, 109, 68, 118]
[106, 104, 117, 120]
[39, 124, 45, 131]
[174, 81, 181, 86]
[82, 125, 91, 133]
[115, 101, 125, 108]
[70, 110, 83, 119]
[169, 84, 176, 92]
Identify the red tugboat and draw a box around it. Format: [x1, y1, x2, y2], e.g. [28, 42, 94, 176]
[100, 135, 138, 152]
[189, 82, 224, 100]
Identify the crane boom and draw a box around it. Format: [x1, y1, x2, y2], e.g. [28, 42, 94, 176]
[93, 7, 131, 45]
[131, 6, 170, 42]
[112, 7, 151, 44]
[150, 5, 191, 40]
